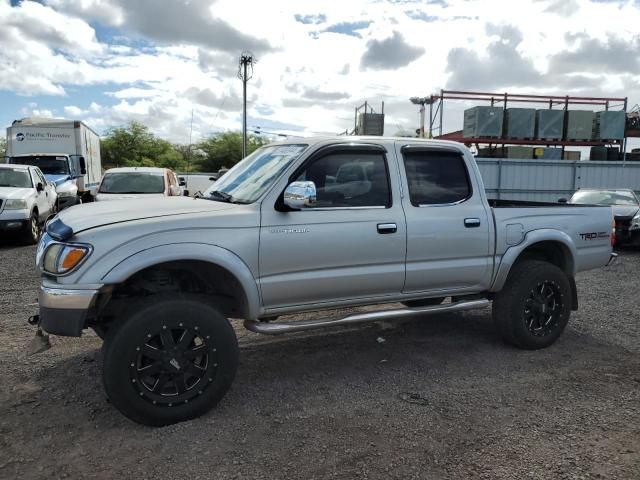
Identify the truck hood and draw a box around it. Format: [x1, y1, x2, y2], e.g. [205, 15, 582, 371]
[55, 197, 237, 234]
[46, 174, 72, 186]
[95, 193, 166, 202]
[0, 187, 32, 200]
[611, 205, 639, 218]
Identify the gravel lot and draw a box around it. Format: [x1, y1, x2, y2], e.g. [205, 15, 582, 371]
[1, 239, 639, 480]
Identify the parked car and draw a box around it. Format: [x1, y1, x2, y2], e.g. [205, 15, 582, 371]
[33, 137, 614, 426]
[95, 167, 185, 201]
[0, 164, 57, 244]
[176, 173, 218, 196]
[567, 188, 640, 246]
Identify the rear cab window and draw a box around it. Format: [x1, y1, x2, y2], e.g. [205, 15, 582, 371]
[401, 148, 472, 206]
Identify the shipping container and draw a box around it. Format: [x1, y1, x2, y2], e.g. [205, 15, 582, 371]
[594, 111, 625, 140]
[535, 109, 564, 140]
[563, 151, 581, 160]
[463, 106, 503, 137]
[534, 147, 562, 160]
[590, 146, 608, 161]
[505, 146, 534, 159]
[565, 110, 595, 140]
[505, 108, 536, 139]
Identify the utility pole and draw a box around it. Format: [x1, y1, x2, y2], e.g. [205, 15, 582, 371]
[186, 108, 194, 174]
[238, 52, 256, 159]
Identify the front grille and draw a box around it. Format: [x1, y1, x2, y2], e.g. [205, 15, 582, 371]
[615, 216, 633, 240]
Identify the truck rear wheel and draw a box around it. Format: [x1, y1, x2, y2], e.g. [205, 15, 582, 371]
[102, 295, 239, 426]
[492, 260, 571, 350]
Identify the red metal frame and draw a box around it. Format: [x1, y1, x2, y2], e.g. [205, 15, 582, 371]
[426, 89, 630, 151]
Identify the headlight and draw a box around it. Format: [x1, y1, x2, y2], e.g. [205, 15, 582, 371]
[42, 243, 92, 275]
[57, 190, 76, 198]
[632, 214, 640, 230]
[4, 199, 28, 209]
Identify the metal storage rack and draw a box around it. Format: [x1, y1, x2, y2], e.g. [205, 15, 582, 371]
[423, 90, 634, 160]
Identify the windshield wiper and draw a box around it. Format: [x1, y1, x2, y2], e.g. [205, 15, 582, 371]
[208, 190, 233, 202]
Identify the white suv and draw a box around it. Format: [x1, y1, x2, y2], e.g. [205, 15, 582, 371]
[0, 164, 57, 244]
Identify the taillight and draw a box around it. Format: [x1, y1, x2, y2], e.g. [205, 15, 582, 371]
[611, 218, 616, 247]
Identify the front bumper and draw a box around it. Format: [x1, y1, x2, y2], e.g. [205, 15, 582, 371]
[38, 285, 101, 336]
[616, 228, 640, 246]
[57, 195, 78, 210]
[0, 219, 28, 231]
[0, 208, 30, 230]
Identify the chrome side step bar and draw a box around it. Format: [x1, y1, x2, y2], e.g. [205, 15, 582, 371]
[243, 299, 490, 335]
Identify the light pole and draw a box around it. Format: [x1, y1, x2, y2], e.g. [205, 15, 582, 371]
[410, 96, 432, 138]
[253, 126, 288, 138]
[238, 52, 256, 158]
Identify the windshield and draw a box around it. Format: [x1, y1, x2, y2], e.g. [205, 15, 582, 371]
[0, 168, 32, 188]
[203, 144, 308, 203]
[10, 156, 69, 175]
[570, 190, 639, 206]
[99, 172, 165, 194]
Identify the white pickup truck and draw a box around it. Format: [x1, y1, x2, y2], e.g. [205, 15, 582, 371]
[32, 137, 614, 426]
[0, 164, 57, 243]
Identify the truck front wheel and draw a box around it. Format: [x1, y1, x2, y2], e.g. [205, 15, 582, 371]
[102, 295, 239, 426]
[492, 260, 572, 350]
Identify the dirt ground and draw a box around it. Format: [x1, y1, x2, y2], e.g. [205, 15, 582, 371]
[1, 240, 639, 480]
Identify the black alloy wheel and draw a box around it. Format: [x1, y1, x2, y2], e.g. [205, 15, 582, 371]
[131, 324, 218, 406]
[523, 280, 562, 337]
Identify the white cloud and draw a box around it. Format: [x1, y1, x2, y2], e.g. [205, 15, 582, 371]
[1, 0, 639, 142]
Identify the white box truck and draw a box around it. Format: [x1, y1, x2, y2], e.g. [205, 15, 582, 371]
[6, 118, 102, 209]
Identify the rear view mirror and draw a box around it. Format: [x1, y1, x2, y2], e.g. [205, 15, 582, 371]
[36, 182, 44, 192]
[79, 156, 86, 175]
[558, 198, 568, 204]
[179, 179, 186, 187]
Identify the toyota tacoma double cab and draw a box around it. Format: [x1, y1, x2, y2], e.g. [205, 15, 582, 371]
[32, 137, 615, 426]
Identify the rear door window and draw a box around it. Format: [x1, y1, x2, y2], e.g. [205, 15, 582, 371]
[402, 150, 471, 206]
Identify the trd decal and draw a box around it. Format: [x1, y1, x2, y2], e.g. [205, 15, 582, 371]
[579, 232, 609, 240]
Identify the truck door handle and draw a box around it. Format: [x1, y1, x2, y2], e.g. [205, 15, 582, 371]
[377, 223, 397, 234]
[464, 218, 481, 228]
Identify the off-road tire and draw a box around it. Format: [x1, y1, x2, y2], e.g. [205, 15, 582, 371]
[102, 295, 239, 426]
[492, 260, 571, 350]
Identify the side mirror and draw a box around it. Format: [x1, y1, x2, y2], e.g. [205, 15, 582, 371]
[183, 190, 190, 197]
[284, 181, 317, 209]
[36, 182, 44, 192]
[79, 156, 86, 175]
[178, 179, 186, 187]
[208, 176, 218, 181]
[558, 198, 568, 204]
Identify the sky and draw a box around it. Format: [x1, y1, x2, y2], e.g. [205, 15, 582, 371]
[1, 0, 640, 145]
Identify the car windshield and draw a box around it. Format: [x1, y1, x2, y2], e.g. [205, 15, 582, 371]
[99, 172, 165, 194]
[0, 168, 32, 188]
[570, 190, 639, 206]
[203, 144, 308, 203]
[10, 156, 69, 175]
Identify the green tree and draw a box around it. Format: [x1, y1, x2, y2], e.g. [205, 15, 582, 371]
[100, 121, 187, 170]
[197, 132, 267, 172]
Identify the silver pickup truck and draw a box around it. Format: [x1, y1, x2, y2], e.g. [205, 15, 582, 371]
[32, 137, 614, 426]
